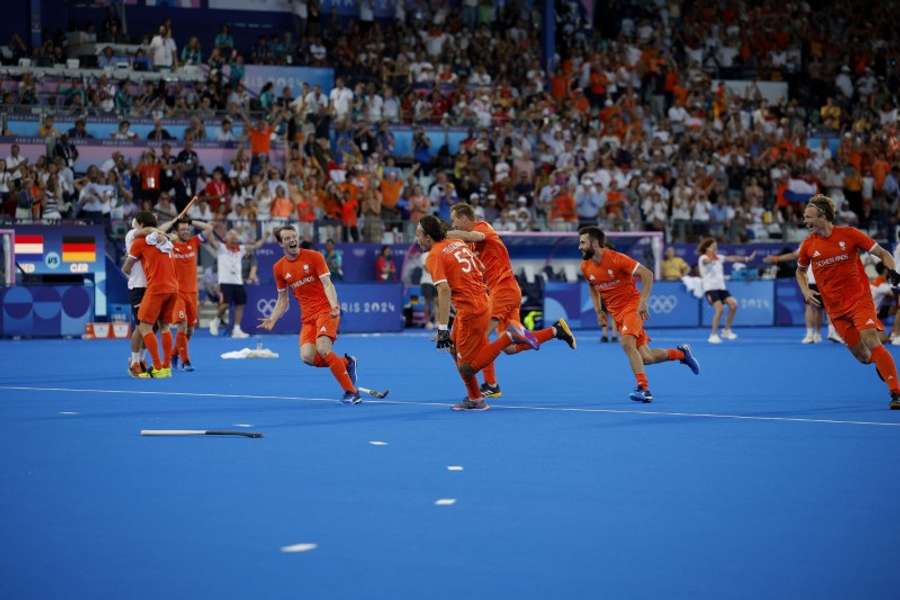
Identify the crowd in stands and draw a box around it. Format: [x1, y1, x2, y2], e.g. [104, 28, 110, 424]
[2, 0, 900, 250]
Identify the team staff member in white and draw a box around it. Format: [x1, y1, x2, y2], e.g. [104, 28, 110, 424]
[208, 229, 264, 338]
[697, 238, 755, 344]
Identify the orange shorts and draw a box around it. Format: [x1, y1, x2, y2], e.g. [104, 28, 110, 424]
[489, 281, 523, 331]
[451, 309, 492, 367]
[831, 302, 883, 347]
[138, 291, 177, 325]
[172, 291, 199, 326]
[299, 312, 340, 347]
[613, 309, 650, 348]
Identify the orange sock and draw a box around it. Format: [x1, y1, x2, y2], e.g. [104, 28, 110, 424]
[471, 333, 519, 371]
[462, 373, 482, 400]
[142, 332, 162, 370]
[534, 327, 555, 344]
[312, 354, 328, 368]
[666, 348, 685, 361]
[635, 372, 649, 390]
[870, 346, 900, 393]
[160, 330, 173, 368]
[482, 361, 497, 386]
[177, 331, 190, 362]
[324, 352, 355, 392]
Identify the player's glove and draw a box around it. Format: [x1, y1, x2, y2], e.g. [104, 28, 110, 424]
[888, 269, 900, 287]
[436, 328, 452, 349]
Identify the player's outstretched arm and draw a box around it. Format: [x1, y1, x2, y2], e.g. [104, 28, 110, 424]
[764, 251, 799, 264]
[446, 229, 486, 243]
[258, 289, 289, 330]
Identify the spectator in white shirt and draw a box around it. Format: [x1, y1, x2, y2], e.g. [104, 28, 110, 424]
[149, 25, 177, 70]
[329, 78, 354, 120]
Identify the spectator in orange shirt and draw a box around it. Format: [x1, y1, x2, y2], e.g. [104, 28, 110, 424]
[549, 184, 577, 231]
[379, 169, 404, 226]
[270, 184, 294, 219]
[374, 245, 396, 281]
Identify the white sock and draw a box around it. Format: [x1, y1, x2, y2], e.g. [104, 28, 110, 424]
[130, 352, 141, 364]
[806, 328, 814, 336]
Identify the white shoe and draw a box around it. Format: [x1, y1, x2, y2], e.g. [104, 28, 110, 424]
[892, 336, 900, 347]
[801, 332, 815, 344]
[231, 326, 249, 339]
[209, 319, 219, 336]
[812, 332, 822, 343]
[708, 333, 722, 344]
[827, 331, 845, 344]
[721, 329, 738, 340]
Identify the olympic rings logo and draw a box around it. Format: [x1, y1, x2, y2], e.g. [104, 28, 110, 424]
[257, 298, 278, 317]
[648, 295, 678, 314]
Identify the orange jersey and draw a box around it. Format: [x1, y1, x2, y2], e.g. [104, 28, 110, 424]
[273, 249, 332, 320]
[129, 237, 177, 294]
[581, 249, 642, 316]
[425, 238, 490, 315]
[172, 235, 202, 294]
[797, 226, 878, 317]
[470, 221, 517, 290]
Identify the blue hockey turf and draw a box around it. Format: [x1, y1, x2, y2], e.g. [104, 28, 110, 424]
[2, 327, 900, 599]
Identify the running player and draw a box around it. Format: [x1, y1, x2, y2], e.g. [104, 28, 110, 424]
[259, 225, 361, 404]
[123, 211, 178, 378]
[447, 202, 576, 399]
[169, 218, 215, 371]
[764, 249, 844, 344]
[417, 215, 537, 411]
[697, 238, 756, 344]
[796, 195, 900, 409]
[579, 226, 700, 403]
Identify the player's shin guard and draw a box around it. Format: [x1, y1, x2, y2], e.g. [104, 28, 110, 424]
[142, 332, 162, 370]
[505, 327, 555, 355]
[870, 346, 900, 393]
[176, 331, 190, 362]
[461, 372, 482, 400]
[324, 352, 355, 393]
[160, 330, 174, 368]
[312, 354, 328, 368]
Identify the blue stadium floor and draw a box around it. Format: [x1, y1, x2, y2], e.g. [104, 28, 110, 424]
[2, 327, 900, 599]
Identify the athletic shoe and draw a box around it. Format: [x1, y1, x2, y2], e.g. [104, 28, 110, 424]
[629, 387, 654, 403]
[890, 393, 900, 410]
[231, 327, 250, 339]
[480, 382, 502, 398]
[341, 390, 362, 405]
[611, 336, 618, 343]
[708, 333, 722, 344]
[553, 318, 577, 349]
[129, 362, 149, 378]
[507, 322, 539, 350]
[801, 332, 815, 344]
[451, 398, 490, 411]
[209, 319, 219, 336]
[171, 354, 179, 369]
[678, 344, 700, 375]
[149, 367, 171, 379]
[182, 361, 195, 372]
[345, 354, 358, 387]
[722, 329, 738, 340]
[601, 335, 609, 343]
[891, 337, 900, 347]
[812, 332, 823, 343]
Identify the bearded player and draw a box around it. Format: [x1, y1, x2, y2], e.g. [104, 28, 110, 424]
[169, 218, 215, 371]
[417, 215, 536, 411]
[579, 226, 700, 402]
[796, 195, 900, 409]
[447, 202, 576, 399]
[259, 226, 361, 404]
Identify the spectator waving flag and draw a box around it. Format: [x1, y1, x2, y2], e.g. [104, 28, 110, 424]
[785, 178, 818, 204]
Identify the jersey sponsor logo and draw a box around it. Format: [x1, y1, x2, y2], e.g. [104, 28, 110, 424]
[174, 250, 196, 260]
[592, 279, 623, 290]
[288, 274, 317, 289]
[814, 254, 850, 269]
[648, 295, 678, 313]
[257, 298, 278, 317]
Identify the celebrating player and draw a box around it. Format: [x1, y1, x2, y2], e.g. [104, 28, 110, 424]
[697, 238, 756, 344]
[796, 195, 900, 409]
[259, 225, 361, 404]
[122, 212, 178, 378]
[417, 215, 537, 411]
[169, 218, 215, 370]
[579, 226, 700, 403]
[447, 202, 576, 399]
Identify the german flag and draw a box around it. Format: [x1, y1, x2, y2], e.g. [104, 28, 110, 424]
[62, 235, 97, 263]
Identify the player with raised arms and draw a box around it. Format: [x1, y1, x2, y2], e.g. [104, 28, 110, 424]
[796, 195, 900, 409]
[579, 226, 700, 403]
[259, 225, 361, 404]
[417, 215, 537, 411]
[447, 202, 576, 399]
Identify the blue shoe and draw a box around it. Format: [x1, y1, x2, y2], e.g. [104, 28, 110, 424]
[344, 354, 358, 387]
[678, 344, 700, 375]
[182, 361, 195, 372]
[629, 387, 654, 403]
[341, 390, 362, 405]
[507, 322, 539, 350]
[171, 354, 179, 370]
